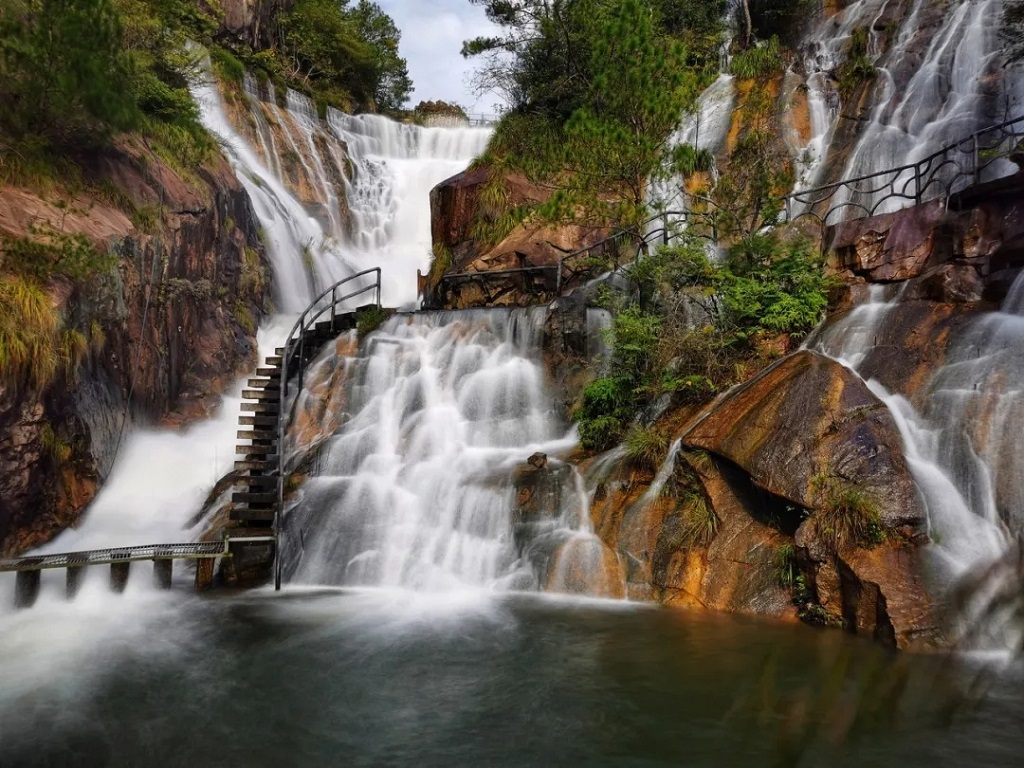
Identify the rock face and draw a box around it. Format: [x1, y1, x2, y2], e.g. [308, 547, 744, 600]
[575, 351, 936, 648]
[0, 141, 270, 555]
[683, 351, 923, 528]
[827, 173, 1024, 299]
[427, 166, 608, 309]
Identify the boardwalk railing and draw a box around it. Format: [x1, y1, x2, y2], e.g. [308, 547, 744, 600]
[427, 211, 701, 308]
[1, 537, 273, 608]
[274, 268, 383, 589]
[783, 114, 1024, 226]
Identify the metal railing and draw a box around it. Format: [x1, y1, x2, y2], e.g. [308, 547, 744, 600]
[783, 114, 1024, 227]
[0, 541, 236, 573]
[274, 268, 382, 589]
[429, 211, 699, 307]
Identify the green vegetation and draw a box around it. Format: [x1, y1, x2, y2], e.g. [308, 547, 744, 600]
[813, 475, 885, 551]
[679, 489, 719, 548]
[624, 424, 669, 471]
[773, 542, 797, 589]
[465, 0, 725, 231]
[729, 36, 784, 79]
[0, 274, 91, 391]
[574, 231, 832, 450]
[412, 100, 469, 124]
[277, 0, 411, 114]
[356, 305, 388, 339]
[835, 27, 876, 99]
[1, 228, 116, 284]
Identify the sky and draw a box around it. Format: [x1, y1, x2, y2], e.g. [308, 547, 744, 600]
[376, 0, 505, 114]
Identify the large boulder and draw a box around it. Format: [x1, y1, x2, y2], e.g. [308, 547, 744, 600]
[682, 350, 923, 527]
[428, 165, 609, 308]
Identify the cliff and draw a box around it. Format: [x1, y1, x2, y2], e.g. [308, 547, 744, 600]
[0, 138, 271, 555]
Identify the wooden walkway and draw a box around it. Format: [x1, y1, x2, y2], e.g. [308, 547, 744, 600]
[4, 270, 385, 608]
[0, 536, 274, 607]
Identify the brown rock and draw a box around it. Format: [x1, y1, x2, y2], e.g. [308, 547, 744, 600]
[682, 350, 924, 528]
[527, 452, 548, 469]
[910, 263, 985, 304]
[546, 534, 626, 599]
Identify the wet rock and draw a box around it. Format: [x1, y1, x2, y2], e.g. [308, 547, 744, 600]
[428, 165, 607, 308]
[909, 263, 985, 304]
[849, 300, 979, 401]
[0, 139, 271, 555]
[527, 452, 548, 469]
[682, 350, 924, 528]
[546, 534, 626, 599]
[826, 173, 1024, 293]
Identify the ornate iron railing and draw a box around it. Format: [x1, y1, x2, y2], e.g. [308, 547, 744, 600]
[784, 114, 1024, 226]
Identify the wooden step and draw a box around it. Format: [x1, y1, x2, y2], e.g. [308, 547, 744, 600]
[239, 415, 278, 427]
[264, 356, 283, 365]
[225, 526, 277, 538]
[243, 475, 279, 489]
[237, 429, 277, 442]
[242, 389, 281, 402]
[255, 367, 281, 377]
[234, 460, 273, 472]
[247, 378, 281, 389]
[230, 507, 276, 522]
[235, 444, 279, 457]
[240, 402, 278, 414]
[232, 492, 276, 506]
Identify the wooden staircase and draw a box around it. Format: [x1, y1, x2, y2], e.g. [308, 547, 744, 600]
[230, 266, 384, 590]
[231, 307, 376, 529]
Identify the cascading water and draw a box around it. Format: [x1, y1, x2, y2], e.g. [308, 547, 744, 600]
[327, 111, 491, 305]
[282, 308, 579, 590]
[648, 74, 737, 229]
[813, 276, 1024, 644]
[794, 0, 1012, 212]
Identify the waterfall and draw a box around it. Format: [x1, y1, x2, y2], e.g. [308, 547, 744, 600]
[794, 0, 1010, 213]
[790, 0, 891, 194]
[648, 74, 737, 231]
[327, 112, 491, 305]
[283, 308, 581, 590]
[814, 277, 1024, 643]
[198, 70, 491, 308]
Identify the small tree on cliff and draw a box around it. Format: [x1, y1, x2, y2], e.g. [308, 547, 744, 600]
[525, 0, 707, 231]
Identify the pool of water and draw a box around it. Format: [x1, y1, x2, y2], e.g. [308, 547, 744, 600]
[1, 588, 1021, 767]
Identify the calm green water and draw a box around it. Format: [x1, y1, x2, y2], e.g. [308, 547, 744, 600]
[0, 588, 1021, 767]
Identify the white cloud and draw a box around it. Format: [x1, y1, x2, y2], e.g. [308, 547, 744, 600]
[376, 0, 505, 113]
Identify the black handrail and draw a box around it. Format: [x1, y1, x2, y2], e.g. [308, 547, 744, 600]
[783, 113, 1024, 226]
[431, 210, 697, 304]
[274, 267, 382, 590]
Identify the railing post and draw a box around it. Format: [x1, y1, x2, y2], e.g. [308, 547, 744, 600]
[330, 287, 336, 333]
[14, 570, 40, 609]
[973, 135, 980, 186]
[914, 164, 922, 206]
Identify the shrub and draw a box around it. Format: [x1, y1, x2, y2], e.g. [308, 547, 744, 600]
[624, 424, 669, 472]
[720, 234, 830, 337]
[1, 228, 116, 284]
[574, 376, 631, 451]
[680, 490, 719, 549]
[813, 475, 885, 551]
[773, 543, 797, 588]
[356, 306, 388, 340]
[730, 36, 784, 79]
[0, 275, 62, 390]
